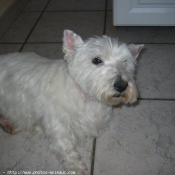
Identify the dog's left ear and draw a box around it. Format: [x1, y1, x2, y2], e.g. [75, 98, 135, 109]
[128, 44, 144, 59]
[63, 30, 83, 61]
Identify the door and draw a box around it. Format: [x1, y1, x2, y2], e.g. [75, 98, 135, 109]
[113, 0, 175, 26]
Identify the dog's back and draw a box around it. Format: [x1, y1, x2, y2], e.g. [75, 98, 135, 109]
[0, 53, 68, 131]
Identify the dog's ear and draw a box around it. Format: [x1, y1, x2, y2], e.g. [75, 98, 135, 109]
[63, 30, 83, 61]
[128, 44, 144, 59]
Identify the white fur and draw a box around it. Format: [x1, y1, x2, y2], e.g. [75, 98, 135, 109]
[0, 30, 143, 175]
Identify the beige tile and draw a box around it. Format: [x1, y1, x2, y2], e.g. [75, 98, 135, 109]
[107, 0, 113, 10]
[0, 131, 93, 174]
[46, 0, 106, 11]
[23, 0, 49, 12]
[22, 43, 64, 59]
[94, 100, 175, 175]
[0, 0, 29, 39]
[0, 12, 41, 43]
[28, 12, 104, 42]
[136, 44, 175, 99]
[0, 44, 22, 54]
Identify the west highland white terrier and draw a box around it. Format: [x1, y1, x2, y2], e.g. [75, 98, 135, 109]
[0, 30, 144, 175]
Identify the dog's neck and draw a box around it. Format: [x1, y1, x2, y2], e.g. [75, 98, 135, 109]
[73, 81, 92, 104]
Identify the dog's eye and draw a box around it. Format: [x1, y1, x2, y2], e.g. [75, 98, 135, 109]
[92, 57, 103, 65]
[122, 60, 127, 64]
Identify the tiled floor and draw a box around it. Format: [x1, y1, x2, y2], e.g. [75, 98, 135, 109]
[0, 0, 175, 175]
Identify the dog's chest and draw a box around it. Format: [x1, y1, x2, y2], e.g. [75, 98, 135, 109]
[75, 99, 113, 137]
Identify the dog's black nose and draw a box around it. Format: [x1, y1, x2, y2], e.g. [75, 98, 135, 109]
[114, 80, 128, 93]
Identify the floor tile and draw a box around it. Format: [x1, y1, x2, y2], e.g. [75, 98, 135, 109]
[0, 12, 41, 43]
[23, 0, 49, 12]
[28, 12, 104, 42]
[0, 0, 29, 39]
[0, 131, 93, 174]
[94, 100, 175, 175]
[107, 0, 113, 10]
[22, 43, 64, 59]
[136, 44, 175, 99]
[46, 0, 106, 11]
[0, 44, 22, 54]
[105, 12, 175, 43]
[0, 133, 60, 172]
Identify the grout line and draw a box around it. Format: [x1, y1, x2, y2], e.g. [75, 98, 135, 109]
[23, 10, 106, 13]
[19, 0, 52, 52]
[90, 138, 97, 175]
[0, 42, 24, 45]
[138, 98, 175, 101]
[24, 41, 63, 44]
[103, 0, 108, 35]
[0, 42, 63, 44]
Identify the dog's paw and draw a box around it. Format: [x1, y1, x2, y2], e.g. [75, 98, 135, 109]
[75, 168, 88, 175]
[4, 123, 15, 135]
[76, 164, 88, 175]
[67, 161, 88, 175]
[0, 118, 15, 135]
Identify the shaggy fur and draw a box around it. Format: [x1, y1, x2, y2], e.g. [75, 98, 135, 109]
[0, 30, 144, 175]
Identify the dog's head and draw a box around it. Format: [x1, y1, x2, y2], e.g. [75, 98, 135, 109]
[63, 30, 144, 105]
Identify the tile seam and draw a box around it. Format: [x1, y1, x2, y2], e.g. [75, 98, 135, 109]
[19, 0, 52, 52]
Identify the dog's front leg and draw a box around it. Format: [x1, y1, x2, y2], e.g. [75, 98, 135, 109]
[47, 130, 88, 175]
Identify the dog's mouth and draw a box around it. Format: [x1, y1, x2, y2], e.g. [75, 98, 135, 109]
[113, 93, 122, 98]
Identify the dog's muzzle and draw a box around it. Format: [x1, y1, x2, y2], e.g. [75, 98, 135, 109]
[103, 80, 137, 105]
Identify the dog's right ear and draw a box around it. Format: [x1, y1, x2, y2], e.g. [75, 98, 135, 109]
[128, 44, 144, 60]
[63, 30, 83, 61]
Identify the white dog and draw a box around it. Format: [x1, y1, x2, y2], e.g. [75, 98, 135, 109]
[0, 30, 144, 175]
